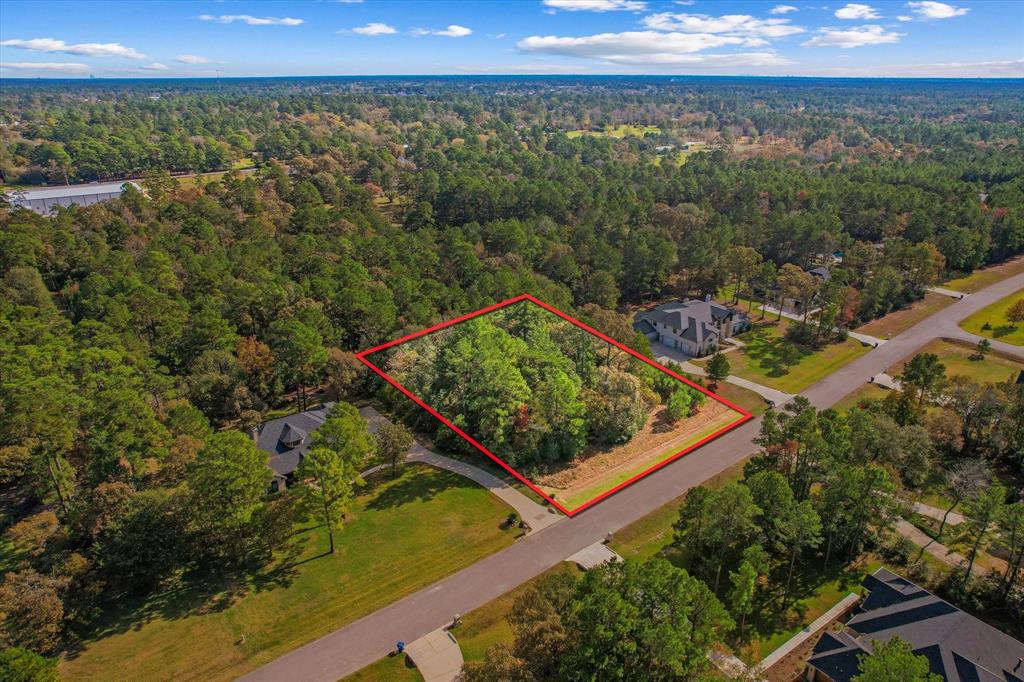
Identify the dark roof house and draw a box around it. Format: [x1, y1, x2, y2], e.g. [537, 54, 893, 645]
[807, 266, 832, 282]
[253, 402, 335, 482]
[807, 567, 1024, 682]
[633, 297, 749, 357]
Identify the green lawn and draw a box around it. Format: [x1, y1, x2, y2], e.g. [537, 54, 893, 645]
[694, 319, 873, 394]
[566, 124, 660, 139]
[832, 383, 892, 412]
[942, 255, 1024, 293]
[889, 338, 1024, 385]
[342, 654, 423, 682]
[704, 380, 769, 416]
[959, 289, 1024, 346]
[60, 465, 517, 682]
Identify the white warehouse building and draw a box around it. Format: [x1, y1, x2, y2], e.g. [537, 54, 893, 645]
[3, 181, 140, 214]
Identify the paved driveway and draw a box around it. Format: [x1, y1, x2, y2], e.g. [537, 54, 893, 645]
[651, 341, 794, 406]
[240, 270, 1024, 682]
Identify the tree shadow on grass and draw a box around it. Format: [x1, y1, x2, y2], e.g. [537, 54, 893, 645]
[745, 557, 869, 645]
[991, 324, 1017, 338]
[364, 468, 473, 511]
[741, 326, 812, 379]
[63, 535, 308, 659]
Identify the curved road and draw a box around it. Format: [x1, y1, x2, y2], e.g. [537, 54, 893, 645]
[240, 271, 1024, 682]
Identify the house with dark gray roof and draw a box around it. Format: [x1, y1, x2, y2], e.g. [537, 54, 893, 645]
[806, 567, 1024, 682]
[807, 266, 832, 282]
[633, 297, 749, 357]
[251, 402, 335, 491]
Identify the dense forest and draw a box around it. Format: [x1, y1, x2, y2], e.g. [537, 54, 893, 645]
[1, 77, 1023, 671]
[378, 299, 706, 468]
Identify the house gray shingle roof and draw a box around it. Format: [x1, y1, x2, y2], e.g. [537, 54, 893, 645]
[808, 266, 832, 281]
[254, 402, 335, 478]
[808, 567, 1024, 682]
[633, 299, 735, 345]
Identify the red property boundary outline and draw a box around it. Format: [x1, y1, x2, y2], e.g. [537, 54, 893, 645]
[356, 293, 754, 517]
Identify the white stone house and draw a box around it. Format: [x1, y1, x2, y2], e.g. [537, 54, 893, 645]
[634, 297, 750, 357]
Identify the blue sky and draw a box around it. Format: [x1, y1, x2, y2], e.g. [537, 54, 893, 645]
[1, 0, 1021, 78]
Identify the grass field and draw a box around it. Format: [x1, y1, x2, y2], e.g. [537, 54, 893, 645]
[942, 255, 1024, 293]
[698, 379, 769, 416]
[343, 654, 423, 682]
[889, 338, 1024, 385]
[60, 465, 517, 682]
[566, 124, 660, 139]
[959, 289, 1024, 346]
[694, 319, 873, 394]
[856, 292, 954, 338]
[831, 383, 891, 412]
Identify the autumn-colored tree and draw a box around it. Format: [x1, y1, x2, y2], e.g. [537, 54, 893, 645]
[1007, 299, 1024, 326]
[0, 570, 65, 653]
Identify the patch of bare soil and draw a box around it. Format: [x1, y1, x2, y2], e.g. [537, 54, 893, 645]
[536, 400, 735, 495]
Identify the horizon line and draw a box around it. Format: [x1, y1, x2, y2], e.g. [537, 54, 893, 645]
[2, 73, 1022, 82]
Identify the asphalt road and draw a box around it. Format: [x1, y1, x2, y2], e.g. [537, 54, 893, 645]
[239, 271, 1024, 682]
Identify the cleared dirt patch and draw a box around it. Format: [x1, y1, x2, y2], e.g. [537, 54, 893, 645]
[536, 401, 734, 506]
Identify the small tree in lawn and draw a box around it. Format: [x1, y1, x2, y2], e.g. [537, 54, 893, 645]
[297, 446, 361, 554]
[665, 387, 694, 422]
[1006, 298, 1024, 327]
[853, 636, 942, 682]
[706, 352, 730, 387]
[972, 338, 991, 360]
[376, 420, 414, 478]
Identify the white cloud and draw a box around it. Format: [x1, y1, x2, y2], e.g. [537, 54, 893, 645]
[835, 3, 880, 19]
[0, 61, 90, 73]
[803, 24, 902, 47]
[436, 25, 472, 37]
[0, 37, 146, 59]
[351, 22, 397, 35]
[336, 0, 364, 3]
[175, 54, 210, 64]
[140, 62, 169, 71]
[542, 0, 647, 11]
[412, 25, 473, 37]
[896, 15, 913, 21]
[770, 5, 799, 14]
[458, 62, 596, 74]
[198, 14, 303, 26]
[642, 13, 805, 39]
[518, 31, 792, 67]
[906, 1, 968, 19]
